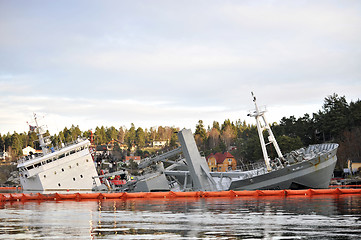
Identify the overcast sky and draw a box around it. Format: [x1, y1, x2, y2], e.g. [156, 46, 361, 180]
[1, 0, 360, 134]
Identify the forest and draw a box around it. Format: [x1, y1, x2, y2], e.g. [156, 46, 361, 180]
[1, 93, 360, 170]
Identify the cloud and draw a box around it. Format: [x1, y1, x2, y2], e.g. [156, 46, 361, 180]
[1, 1, 360, 135]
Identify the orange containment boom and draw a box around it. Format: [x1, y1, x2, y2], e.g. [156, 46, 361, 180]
[1, 189, 361, 202]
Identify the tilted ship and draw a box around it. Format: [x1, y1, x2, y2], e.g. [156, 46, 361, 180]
[116, 94, 338, 192]
[17, 114, 101, 192]
[17, 93, 338, 193]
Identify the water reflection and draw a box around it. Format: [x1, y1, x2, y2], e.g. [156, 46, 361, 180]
[0, 195, 360, 239]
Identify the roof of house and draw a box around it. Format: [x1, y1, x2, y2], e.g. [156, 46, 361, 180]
[125, 156, 141, 161]
[206, 152, 235, 164]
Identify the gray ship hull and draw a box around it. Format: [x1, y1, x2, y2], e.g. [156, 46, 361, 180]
[120, 129, 339, 192]
[229, 144, 338, 190]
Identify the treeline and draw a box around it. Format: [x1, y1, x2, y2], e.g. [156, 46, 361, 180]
[50, 124, 180, 149]
[0, 124, 180, 160]
[1, 93, 360, 170]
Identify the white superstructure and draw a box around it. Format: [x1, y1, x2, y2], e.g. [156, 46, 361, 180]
[17, 114, 101, 191]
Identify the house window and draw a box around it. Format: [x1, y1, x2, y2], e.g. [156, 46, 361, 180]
[228, 159, 233, 164]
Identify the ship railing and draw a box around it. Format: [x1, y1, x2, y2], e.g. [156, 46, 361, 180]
[237, 162, 266, 172]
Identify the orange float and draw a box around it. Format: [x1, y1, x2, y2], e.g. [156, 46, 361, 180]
[202, 191, 235, 198]
[285, 189, 312, 196]
[232, 190, 257, 196]
[76, 193, 102, 200]
[101, 192, 125, 199]
[338, 188, 361, 194]
[169, 191, 202, 198]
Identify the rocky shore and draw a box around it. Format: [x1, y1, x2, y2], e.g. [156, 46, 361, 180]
[0, 164, 19, 187]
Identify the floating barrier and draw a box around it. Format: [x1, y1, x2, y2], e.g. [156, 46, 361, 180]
[1, 189, 361, 203]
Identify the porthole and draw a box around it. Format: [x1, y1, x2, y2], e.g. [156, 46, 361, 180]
[62, 168, 64, 172]
[54, 171, 57, 175]
[80, 175, 83, 178]
[58, 183, 61, 187]
[86, 159, 89, 162]
[73, 178, 76, 181]
[76, 163, 79, 166]
[69, 165, 71, 169]
[44, 175, 46, 178]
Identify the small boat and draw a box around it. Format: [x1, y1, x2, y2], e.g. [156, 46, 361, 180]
[17, 114, 101, 192]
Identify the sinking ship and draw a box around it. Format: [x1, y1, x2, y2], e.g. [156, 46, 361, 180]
[17, 114, 101, 192]
[116, 94, 338, 192]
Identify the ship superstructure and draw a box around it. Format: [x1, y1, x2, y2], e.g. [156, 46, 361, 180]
[17, 114, 101, 191]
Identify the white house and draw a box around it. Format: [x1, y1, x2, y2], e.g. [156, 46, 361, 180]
[152, 140, 168, 147]
[22, 146, 36, 156]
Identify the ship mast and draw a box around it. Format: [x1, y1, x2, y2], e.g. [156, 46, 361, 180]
[33, 113, 50, 156]
[248, 92, 284, 172]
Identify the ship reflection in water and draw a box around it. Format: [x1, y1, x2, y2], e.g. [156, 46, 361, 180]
[1, 195, 361, 239]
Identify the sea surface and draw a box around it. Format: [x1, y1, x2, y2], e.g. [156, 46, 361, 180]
[0, 194, 361, 239]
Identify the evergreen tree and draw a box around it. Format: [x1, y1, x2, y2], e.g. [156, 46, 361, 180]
[321, 93, 350, 141]
[106, 126, 118, 142]
[195, 120, 207, 151]
[135, 127, 145, 148]
[11, 132, 22, 157]
[169, 130, 178, 147]
[0, 134, 4, 152]
[95, 126, 107, 144]
[349, 99, 361, 127]
[125, 123, 136, 148]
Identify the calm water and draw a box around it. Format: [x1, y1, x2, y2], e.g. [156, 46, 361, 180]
[1, 195, 361, 239]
